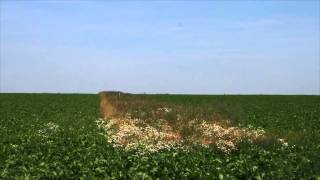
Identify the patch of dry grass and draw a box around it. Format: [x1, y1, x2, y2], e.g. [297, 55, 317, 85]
[98, 92, 287, 153]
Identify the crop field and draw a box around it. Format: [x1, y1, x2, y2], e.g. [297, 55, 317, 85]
[0, 93, 319, 179]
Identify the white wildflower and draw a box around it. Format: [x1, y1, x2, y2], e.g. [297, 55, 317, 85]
[46, 122, 59, 131]
[96, 116, 269, 154]
[157, 107, 172, 113]
[278, 138, 289, 147]
[37, 122, 60, 138]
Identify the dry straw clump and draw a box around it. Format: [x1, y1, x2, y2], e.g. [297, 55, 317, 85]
[99, 91, 115, 118]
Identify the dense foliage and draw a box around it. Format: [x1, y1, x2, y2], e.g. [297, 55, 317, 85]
[0, 93, 319, 179]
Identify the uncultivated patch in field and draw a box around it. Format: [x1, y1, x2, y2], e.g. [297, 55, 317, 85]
[96, 116, 268, 153]
[97, 92, 287, 153]
[96, 116, 182, 153]
[99, 91, 115, 118]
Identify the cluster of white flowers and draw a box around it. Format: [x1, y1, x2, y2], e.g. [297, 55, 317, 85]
[37, 122, 60, 138]
[46, 122, 60, 131]
[190, 121, 266, 153]
[216, 140, 237, 153]
[157, 107, 172, 113]
[96, 117, 182, 153]
[97, 116, 271, 154]
[278, 138, 289, 147]
[245, 125, 266, 139]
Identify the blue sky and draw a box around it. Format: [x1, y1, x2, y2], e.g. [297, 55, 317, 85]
[0, 1, 319, 94]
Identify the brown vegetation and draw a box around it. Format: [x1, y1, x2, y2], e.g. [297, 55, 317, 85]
[99, 91, 115, 118]
[97, 92, 284, 153]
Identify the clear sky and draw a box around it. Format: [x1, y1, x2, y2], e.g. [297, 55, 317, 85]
[0, 1, 319, 94]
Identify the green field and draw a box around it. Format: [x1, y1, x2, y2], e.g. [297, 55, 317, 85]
[1, 93, 319, 179]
